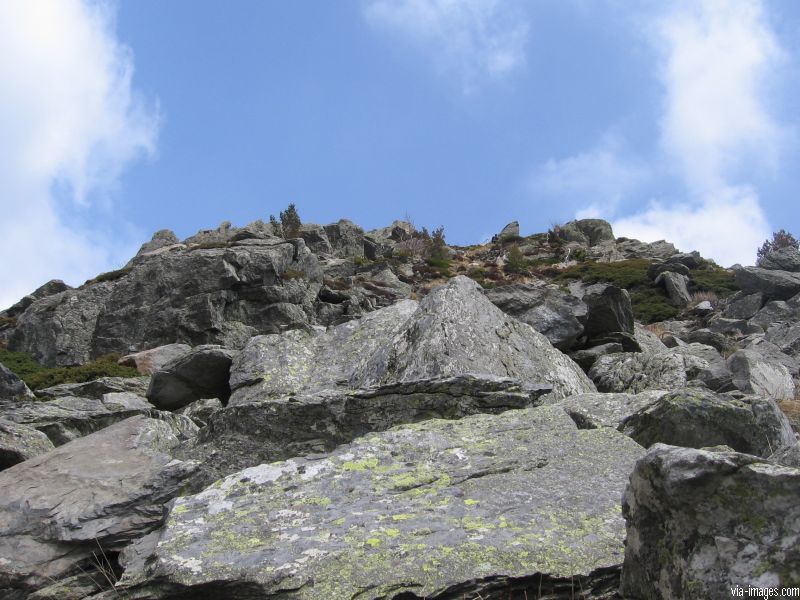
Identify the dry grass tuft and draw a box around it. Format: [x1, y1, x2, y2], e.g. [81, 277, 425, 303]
[691, 290, 719, 306]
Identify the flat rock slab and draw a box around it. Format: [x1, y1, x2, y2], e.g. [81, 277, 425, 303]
[550, 390, 668, 430]
[181, 374, 552, 484]
[0, 418, 54, 470]
[589, 351, 687, 393]
[35, 376, 151, 400]
[0, 415, 200, 596]
[621, 444, 800, 598]
[2, 392, 156, 445]
[121, 405, 644, 599]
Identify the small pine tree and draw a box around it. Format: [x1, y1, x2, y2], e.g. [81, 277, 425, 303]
[504, 244, 528, 274]
[425, 225, 450, 275]
[269, 214, 283, 237]
[757, 229, 799, 265]
[280, 203, 302, 238]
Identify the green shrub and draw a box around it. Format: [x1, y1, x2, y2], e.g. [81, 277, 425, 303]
[629, 289, 681, 323]
[280, 203, 302, 238]
[0, 346, 47, 381]
[353, 256, 372, 267]
[85, 267, 133, 286]
[504, 245, 528, 274]
[689, 267, 738, 297]
[23, 354, 139, 391]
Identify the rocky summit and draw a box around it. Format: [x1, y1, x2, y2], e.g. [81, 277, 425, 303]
[0, 217, 799, 599]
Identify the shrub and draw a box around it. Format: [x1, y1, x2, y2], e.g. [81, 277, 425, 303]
[280, 203, 302, 238]
[0, 346, 47, 381]
[426, 226, 451, 277]
[353, 256, 372, 267]
[689, 267, 738, 297]
[281, 268, 305, 280]
[22, 354, 139, 391]
[85, 267, 133, 286]
[504, 244, 528, 274]
[269, 214, 282, 237]
[757, 229, 799, 265]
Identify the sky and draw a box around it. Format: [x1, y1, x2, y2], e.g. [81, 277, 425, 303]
[1, 0, 799, 309]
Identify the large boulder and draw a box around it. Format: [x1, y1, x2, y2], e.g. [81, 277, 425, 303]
[323, 219, 365, 258]
[8, 237, 322, 366]
[119, 406, 644, 599]
[765, 322, 800, 360]
[655, 271, 692, 306]
[492, 220, 520, 241]
[297, 222, 333, 255]
[551, 390, 668, 430]
[759, 246, 800, 272]
[727, 349, 796, 400]
[0, 415, 200, 597]
[147, 345, 235, 410]
[580, 284, 634, 340]
[723, 291, 764, 320]
[560, 219, 615, 247]
[0, 362, 35, 405]
[0, 279, 71, 319]
[182, 374, 551, 484]
[118, 343, 191, 375]
[485, 283, 588, 350]
[0, 419, 54, 470]
[620, 389, 795, 457]
[589, 351, 687, 393]
[621, 445, 800, 598]
[670, 343, 735, 391]
[135, 229, 179, 256]
[734, 266, 800, 302]
[231, 277, 594, 405]
[2, 392, 156, 446]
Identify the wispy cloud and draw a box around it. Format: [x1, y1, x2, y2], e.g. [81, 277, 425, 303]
[529, 134, 650, 218]
[363, 0, 529, 92]
[0, 0, 159, 309]
[529, 0, 783, 267]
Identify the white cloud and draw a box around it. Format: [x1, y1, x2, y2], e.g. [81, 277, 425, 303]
[613, 186, 770, 267]
[656, 0, 783, 191]
[531, 0, 784, 267]
[0, 0, 158, 310]
[363, 0, 529, 92]
[530, 134, 649, 216]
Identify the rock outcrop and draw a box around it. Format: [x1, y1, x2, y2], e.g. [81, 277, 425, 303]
[0, 362, 35, 405]
[146, 345, 235, 410]
[120, 406, 644, 599]
[621, 444, 800, 598]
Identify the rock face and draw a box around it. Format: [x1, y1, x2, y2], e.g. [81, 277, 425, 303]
[759, 246, 800, 272]
[2, 392, 156, 446]
[0, 279, 71, 319]
[0, 419, 54, 470]
[734, 266, 800, 302]
[580, 284, 634, 340]
[485, 283, 588, 349]
[0, 362, 35, 405]
[621, 444, 800, 598]
[727, 349, 796, 400]
[121, 406, 644, 599]
[184, 375, 551, 483]
[146, 345, 235, 410]
[620, 389, 795, 457]
[231, 276, 594, 405]
[0, 415, 200, 597]
[9, 237, 323, 366]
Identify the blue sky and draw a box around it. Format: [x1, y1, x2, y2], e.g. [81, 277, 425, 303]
[1, 0, 799, 309]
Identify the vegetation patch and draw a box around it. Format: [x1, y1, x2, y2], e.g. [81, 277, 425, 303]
[281, 269, 305, 280]
[85, 267, 133, 286]
[689, 267, 738, 297]
[0, 316, 16, 329]
[0, 349, 139, 391]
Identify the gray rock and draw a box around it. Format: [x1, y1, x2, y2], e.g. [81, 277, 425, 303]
[2, 392, 155, 445]
[136, 229, 179, 256]
[759, 246, 800, 272]
[120, 406, 644, 599]
[0, 280, 71, 319]
[570, 343, 624, 371]
[707, 314, 763, 336]
[634, 323, 668, 354]
[581, 284, 634, 339]
[231, 277, 594, 405]
[362, 233, 395, 260]
[0, 419, 54, 470]
[552, 390, 668, 430]
[324, 219, 365, 258]
[367, 220, 415, 241]
[485, 283, 588, 350]
[615, 238, 677, 261]
[620, 389, 794, 457]
[147, 345, 235, 411]
[0, 415, 201, 596]
[734, 266, 800, 301]
[493, 220, 520, 241]
[727, 349, 796, 399]
[723, 291, 764, 319]
[560, 219, 615, 247]
[0, 362, 35, 404]
[35, 376, 150, 400]
[671, 343, 735, 391]
[692, 299, 714, 315]
[621, 444, 800, 598]
[176, 397, 223, 428]
[647, 260, 691, 279]
[743, 336, 799, 376]
[683, 328, 730, 352]
[9, 238, 322, 366]
[655, 271, 692, 306]
[749, 295, 800, 329]
[589, 351, 687, 393]
[118, 343, 192, 375]
[770, 442, 800, 468]
[298, 223, 333, 255]
[765, 322, 800, 360]
[188, 374, 552, 483]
